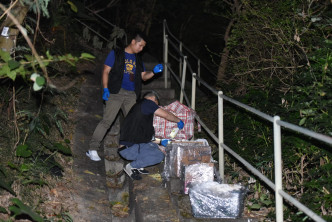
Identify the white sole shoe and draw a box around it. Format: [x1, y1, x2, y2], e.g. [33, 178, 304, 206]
[86, 150, 101, 161]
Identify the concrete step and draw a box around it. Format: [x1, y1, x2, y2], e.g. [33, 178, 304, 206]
[141, 88, 175, 100]
[142, 77, 171, 89]
[133, 166, 180, 222]
[131, 164, 259, 222]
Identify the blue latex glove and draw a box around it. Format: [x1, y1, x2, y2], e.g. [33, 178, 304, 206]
[102, 88, 110, 101]
[177, 120, 184, 129]
[153, 64, 163, 74]
[161, 139, 169, 147]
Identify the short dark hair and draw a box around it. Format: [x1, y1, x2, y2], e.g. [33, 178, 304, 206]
[130, 31, 148, 43]
[143, 90, 160, 104]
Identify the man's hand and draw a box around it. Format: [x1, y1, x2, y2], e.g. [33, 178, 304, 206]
[103, 88, 110, 101]
[161, 139, 170, 147]
[153, 64, 163, 74]
[177, 120, 184, 129]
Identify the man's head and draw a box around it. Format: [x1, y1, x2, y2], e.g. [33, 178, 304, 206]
[127, 31, 147, 54]
[143, 90, 160, 105]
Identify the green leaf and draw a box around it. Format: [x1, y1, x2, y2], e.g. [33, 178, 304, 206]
[0, 65, 10, 76]
[8, 60, 20, 70]
[42, 123, 50, 135]
[16, 144, 32, 158]
[0, 206, 8, 214]
[20, 164, 30, 172]
[0, 180, 16, 196]
[250, 203, 261, 210]
[22, 179, 47, 186]
[0, 50, 11, 62]
[46, 50, 53, 60]
[24, 54, 33, 61]
[7, 161, 19, 170]
[261, 199, 273, 206]
[7, 70, 17, 80]
[67, 1, 78, 13]
[9, 198, 43, 222]
[299, 117, 306, 126]
[36, 76, 45, 86]
[56, 120, 64, 136]
[0, 165, 7, 176]
[80, 53, 95, 59]
[29, 118, 37, 131]
[53, 143, 72, 155]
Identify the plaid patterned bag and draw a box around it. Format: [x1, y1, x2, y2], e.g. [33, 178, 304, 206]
[153, 101, 200, 140]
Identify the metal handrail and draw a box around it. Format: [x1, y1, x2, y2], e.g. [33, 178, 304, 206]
[74, 7, 127, 49]
[163, 19, 331, 222]
[164, 21, 217, 78]
[85, 7, 127, 45]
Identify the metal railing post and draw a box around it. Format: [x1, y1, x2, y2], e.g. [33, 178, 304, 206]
[191, 73, 197, 111]
[197, 59, 201, 87]
[218, 91, 224, 182]
[164, 35, 168, 89]
[180, 56, 187, 103]
[163, 20, 168, 89]
[274, 116, 283, 222]
[179, 42, 183, 77]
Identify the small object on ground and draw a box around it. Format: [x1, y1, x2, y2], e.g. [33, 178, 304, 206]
[138, 168, 149, 174]
[83, 170, 96, 175]
[86, 150, 101, 161]
[124, 163, 142, 180]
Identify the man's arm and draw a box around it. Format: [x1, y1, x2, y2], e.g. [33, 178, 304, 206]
[154, 108, 180, 123]
[102, 65, 111, 88]
[141, 64, 163, 81]
[141, 71, 154, 81]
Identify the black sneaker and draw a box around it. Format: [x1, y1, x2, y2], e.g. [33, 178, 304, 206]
[137, 168, 149, 174]
[124, 163, 142, 180]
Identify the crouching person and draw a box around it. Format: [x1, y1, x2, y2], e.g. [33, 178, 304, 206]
[118, 91, 184, 180]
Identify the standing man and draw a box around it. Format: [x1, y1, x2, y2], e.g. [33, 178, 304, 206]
[86, 32, 163, 161]
[118, 91, 184, 180]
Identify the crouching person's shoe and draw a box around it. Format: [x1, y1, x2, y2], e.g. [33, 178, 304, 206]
[138, 168, 149, 174]
[86, 150, 101, 161]
[124, 163, 142, 180]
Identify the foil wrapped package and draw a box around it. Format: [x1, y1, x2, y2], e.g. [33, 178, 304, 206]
[162, 141, 212, 180]
[183, 163, 214, 194]
[189, 181, 247, 219]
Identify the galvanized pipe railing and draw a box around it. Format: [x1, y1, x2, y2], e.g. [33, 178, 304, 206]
[163, 19, 331, 222]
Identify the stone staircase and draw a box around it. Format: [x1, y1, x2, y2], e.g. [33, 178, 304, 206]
[100, 54, 258, 222]
[141, 53, 177, 106]
[102, 54, 179, 221]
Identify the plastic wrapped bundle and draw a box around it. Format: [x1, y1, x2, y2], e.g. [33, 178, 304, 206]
[162, 142, 212, 180]
[189, 181, 247, 219]
[183, 163, 214, 194]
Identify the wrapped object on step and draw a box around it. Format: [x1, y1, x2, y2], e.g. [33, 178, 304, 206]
[162, 141, 212, 180]
[183, 163, 214, 194]
[189, 181, 247, 219]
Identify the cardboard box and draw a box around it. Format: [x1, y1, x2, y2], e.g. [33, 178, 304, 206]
[183, 163, 214, 194]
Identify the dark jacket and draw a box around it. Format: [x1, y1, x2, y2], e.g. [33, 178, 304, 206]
[108, 49, 144, 100]
[120, 99, 155, 144]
